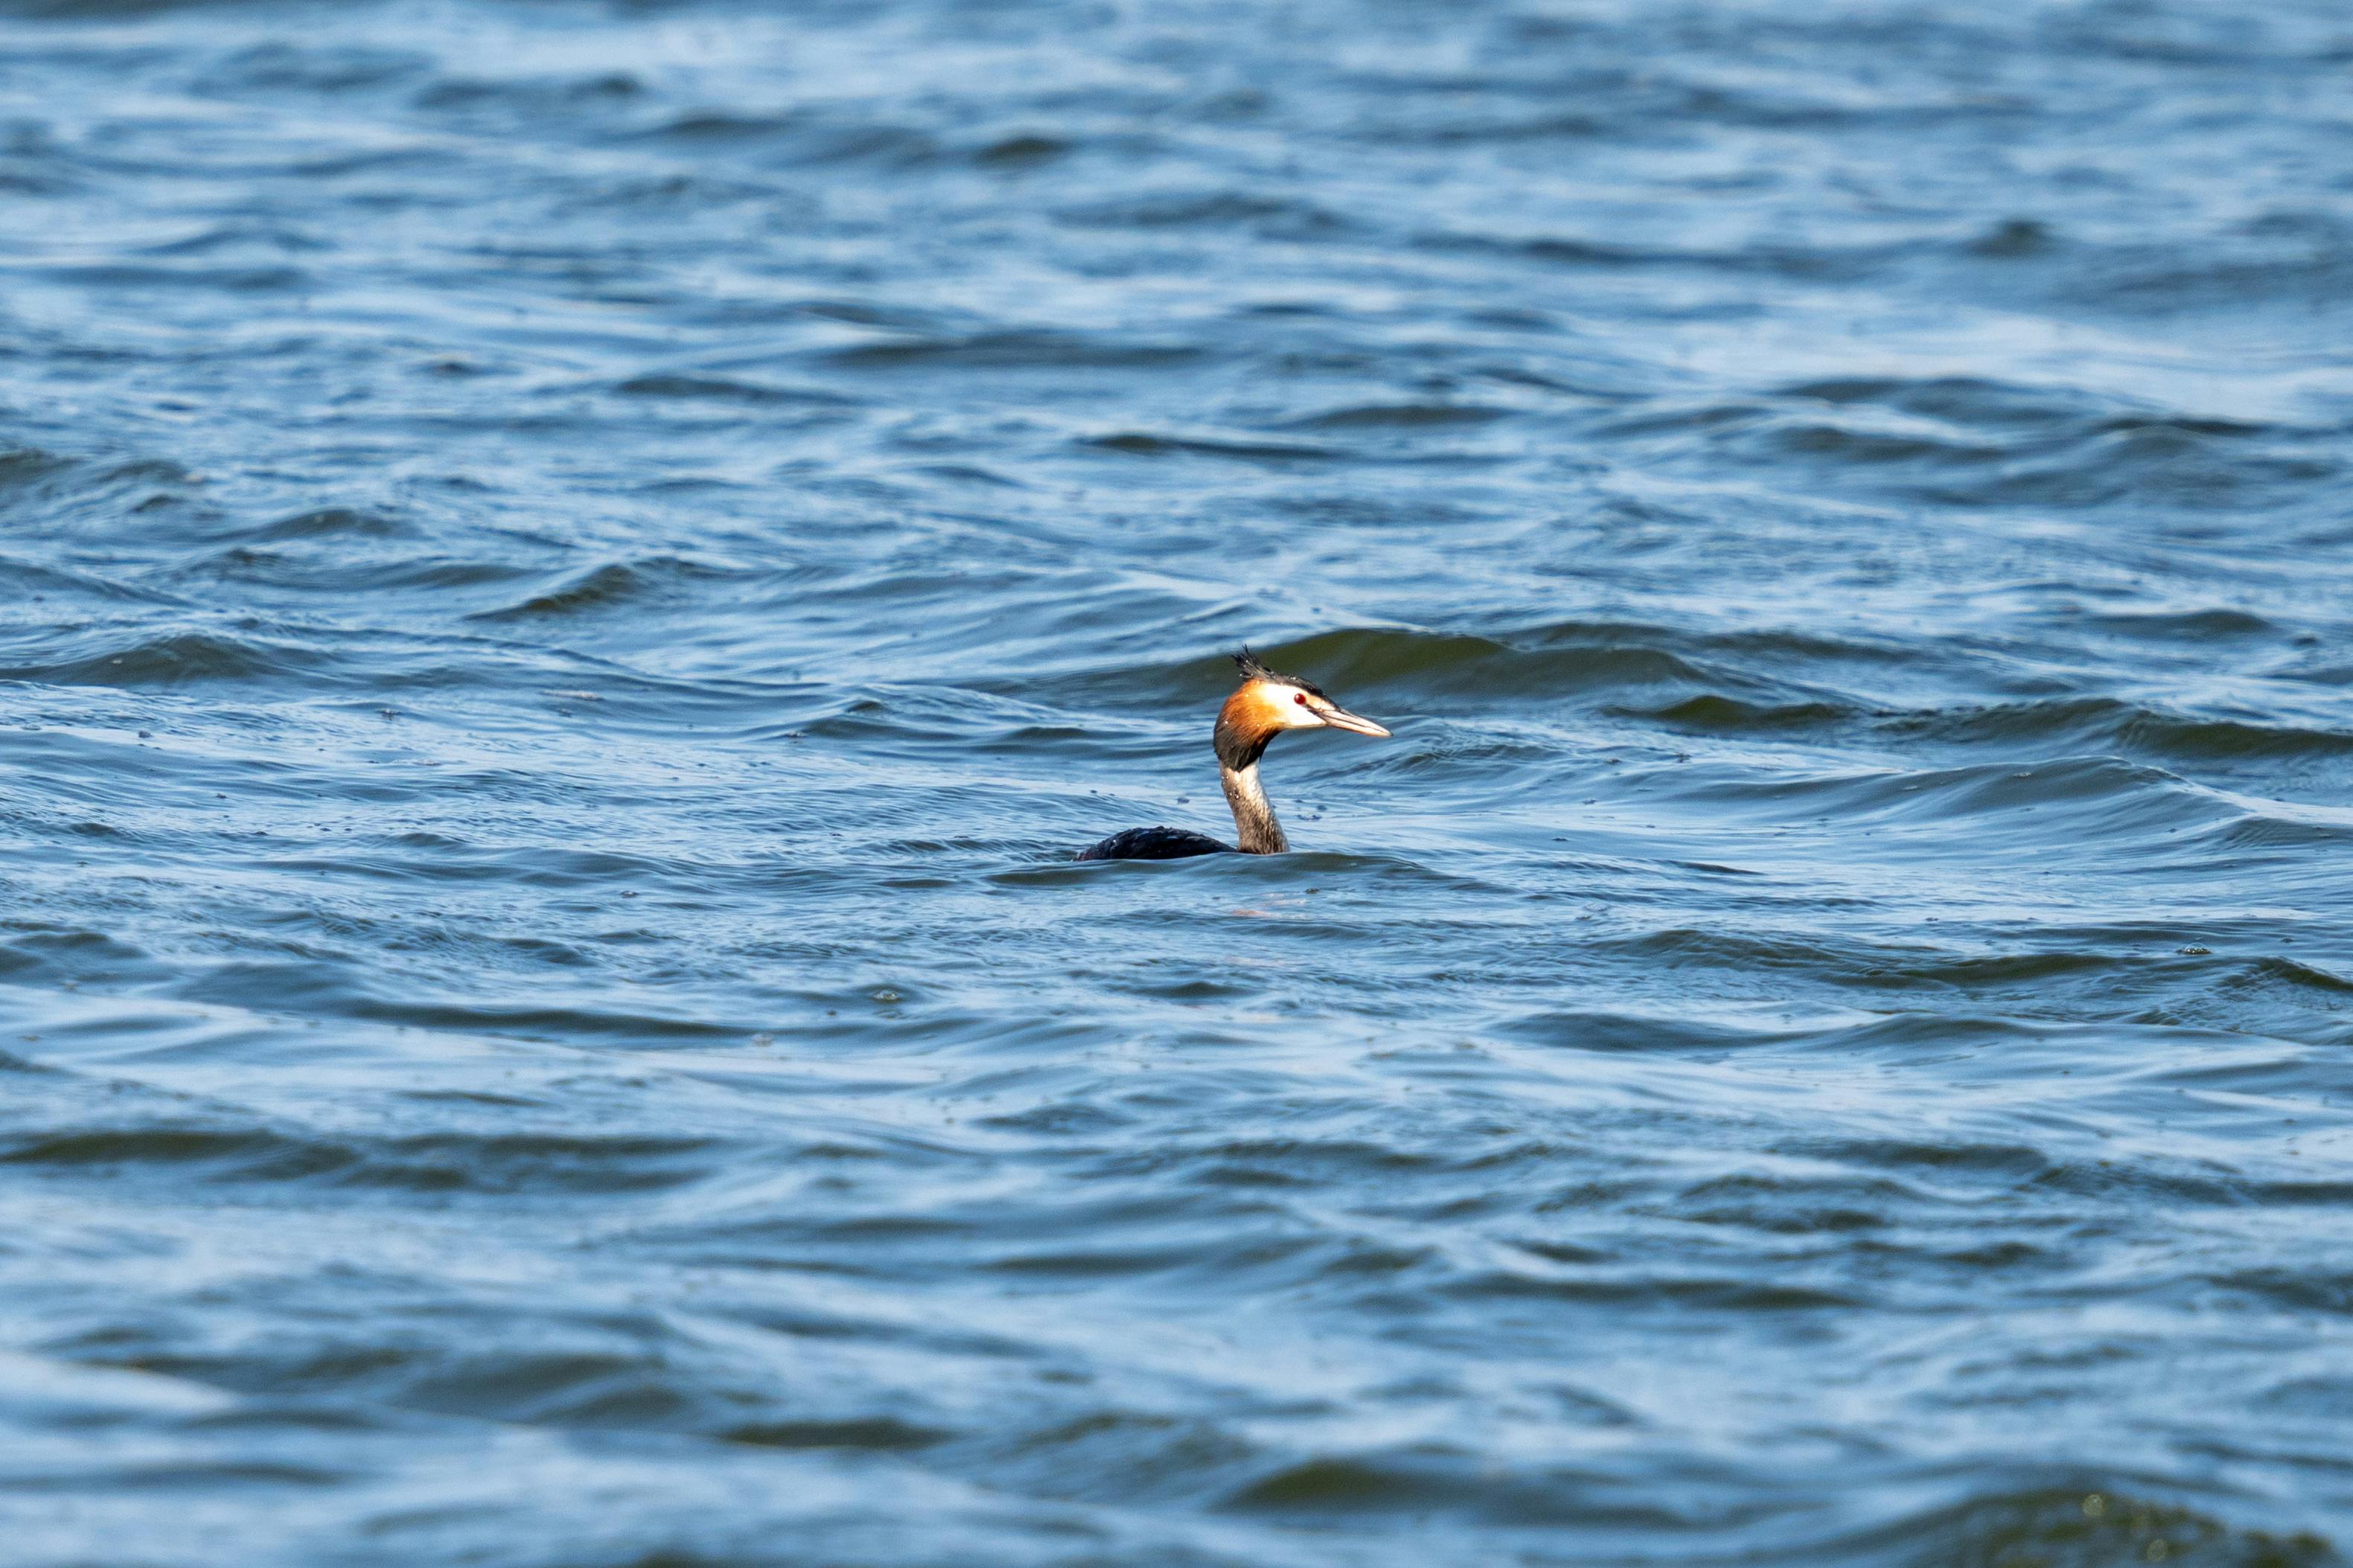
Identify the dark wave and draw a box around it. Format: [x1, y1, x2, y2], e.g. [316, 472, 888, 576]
[1, 629, 333, 687]
[1082, 431, 1339, 463]
[613, 373, 857, 406]
[1822, 1485, 2334, 1568]
[971, 133, 1069, 167]
[245, 506, 412, 541]
[823, 330, 1205, 371]
[632, 111, 940, 168]
[1281, 402, 1513, 430]
[0, 1119, 721, 1193]
[1054, 191, 1349, 236]
[1899, 697, 2353, 764]
[466, 556, 752, 620]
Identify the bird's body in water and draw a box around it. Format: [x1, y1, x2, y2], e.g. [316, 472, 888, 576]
[1079, 651, 1391, 861]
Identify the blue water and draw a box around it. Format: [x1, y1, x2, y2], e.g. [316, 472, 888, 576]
[4, 2, 2352, 1564]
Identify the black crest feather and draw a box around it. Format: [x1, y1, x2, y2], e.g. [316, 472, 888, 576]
[1232, 646, 1326, 698]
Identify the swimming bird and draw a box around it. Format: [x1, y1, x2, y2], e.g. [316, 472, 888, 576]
[1078, 650, 1391, 861]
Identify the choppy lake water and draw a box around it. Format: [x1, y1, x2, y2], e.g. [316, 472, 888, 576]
[5, 1, 2353, 1564]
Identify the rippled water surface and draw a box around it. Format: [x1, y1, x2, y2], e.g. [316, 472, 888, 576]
[5, 1, 2353, 1563]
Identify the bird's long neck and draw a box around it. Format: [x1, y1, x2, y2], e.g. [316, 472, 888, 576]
[1220, 759, 1287, 854]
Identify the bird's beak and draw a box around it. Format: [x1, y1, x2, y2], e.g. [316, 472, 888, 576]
[1318, 705, 1391, 737]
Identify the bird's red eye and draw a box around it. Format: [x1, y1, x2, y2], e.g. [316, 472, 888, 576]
[1294, 694, 1309, 705]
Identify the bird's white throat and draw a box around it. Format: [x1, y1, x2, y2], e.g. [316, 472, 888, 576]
[1219, 760, 1288, 854]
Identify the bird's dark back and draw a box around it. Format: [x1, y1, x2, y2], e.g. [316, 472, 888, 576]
[1076, 826, 1232, 862]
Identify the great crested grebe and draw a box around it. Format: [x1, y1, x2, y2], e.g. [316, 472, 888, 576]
[1078, 650, 1391, 861]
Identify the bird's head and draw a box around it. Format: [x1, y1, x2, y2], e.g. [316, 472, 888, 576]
[1213, 647, 1391, 769]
